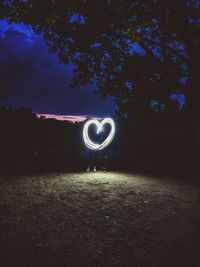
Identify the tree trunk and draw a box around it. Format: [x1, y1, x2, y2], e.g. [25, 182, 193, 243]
[184, 41, 200, 165]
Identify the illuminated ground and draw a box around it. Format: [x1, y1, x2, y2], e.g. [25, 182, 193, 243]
[0, 172, 200, 267]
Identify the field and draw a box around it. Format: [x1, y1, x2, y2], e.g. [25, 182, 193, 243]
[0, 171, 200, 267]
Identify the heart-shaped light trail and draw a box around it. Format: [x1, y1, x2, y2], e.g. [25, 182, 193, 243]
[83, 118, 115, 150]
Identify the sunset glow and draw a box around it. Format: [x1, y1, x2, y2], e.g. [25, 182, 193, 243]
[36, 114, 87, 123]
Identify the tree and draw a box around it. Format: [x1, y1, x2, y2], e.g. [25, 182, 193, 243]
[0, 0, 199, 117]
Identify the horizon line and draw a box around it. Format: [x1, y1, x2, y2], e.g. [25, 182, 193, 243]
[36, 113, 103, 123]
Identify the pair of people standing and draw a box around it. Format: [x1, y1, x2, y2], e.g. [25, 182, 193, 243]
[85, 122, 110, 172]
[86, 149, 108, 172]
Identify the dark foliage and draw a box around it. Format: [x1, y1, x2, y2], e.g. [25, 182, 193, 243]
[0, 106, 84, 172]
[1, 106, 198, 173]
[0, 0, 199, 117]
[0, 1, 199, 172]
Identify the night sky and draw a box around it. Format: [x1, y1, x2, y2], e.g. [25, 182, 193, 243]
[0, 19, 117, 117]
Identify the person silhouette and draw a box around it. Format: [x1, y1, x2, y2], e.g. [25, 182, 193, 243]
[99, 128, 110, 172]
[85, 123, 101, 172]
[84, 118, 113, 172]
[86, 150, 98, 172]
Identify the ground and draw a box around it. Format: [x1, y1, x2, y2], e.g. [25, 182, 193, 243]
[0, 171, 200, 267]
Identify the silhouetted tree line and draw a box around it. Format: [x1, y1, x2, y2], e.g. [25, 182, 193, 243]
[0, 107, 84, 172]
[1, 1, 199, 174]
[0, 105, 199, 173]
[117, 104, 196, 173]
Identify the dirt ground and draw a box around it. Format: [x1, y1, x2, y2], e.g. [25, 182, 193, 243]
[0, 171, 200, 267]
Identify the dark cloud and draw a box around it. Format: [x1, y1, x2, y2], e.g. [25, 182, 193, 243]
[0, 22, 116, 116]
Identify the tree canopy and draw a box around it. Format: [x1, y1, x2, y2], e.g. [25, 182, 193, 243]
[1, 0, 199, 117]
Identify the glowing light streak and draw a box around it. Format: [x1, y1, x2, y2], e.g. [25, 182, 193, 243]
[83, 118, 115, 150]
